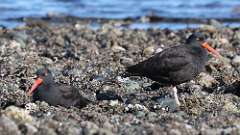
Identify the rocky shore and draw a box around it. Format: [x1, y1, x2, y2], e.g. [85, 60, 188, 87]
[0, 20, 239, 135]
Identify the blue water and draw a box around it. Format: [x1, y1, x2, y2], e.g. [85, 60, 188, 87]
[1, 0, 240, 29]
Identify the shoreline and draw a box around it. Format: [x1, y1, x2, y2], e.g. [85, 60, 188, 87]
[2, 15, 240, 29]
[0, 21, 239, 134]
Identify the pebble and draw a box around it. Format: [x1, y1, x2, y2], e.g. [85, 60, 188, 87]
[169, 129, 182, 135]
[81, 121, 114, 135]
[25, 103, 39, 113]
[109, 100, 119, 106]
[120, 57, 134, 66]
[9, 40, 22, 52]
[94, 128, 114, 135]
[134, 111, 146, 118]
[147, 112, 157, 122]
[38, 127, 57, 135]
[196, 73, 217, 87]
[24, 123, 38, 135]
[3, 106, 33, 123]
[0, 116, 21, 135]
[219, 38, 229, 45]
[102, 121, 114, 132]
[111, 44, 126, 52]
[143, 46, 155, 55]
[200, 25, 217, 33]
[124, 104, 148, 112]
[209, 19, 224, 28]
[155, 47, 163, 53]
[116, 76, 129, 83]
[223, 100, 240, 113]
[232, 55, 240, 66]
[154, 97, 178, 111]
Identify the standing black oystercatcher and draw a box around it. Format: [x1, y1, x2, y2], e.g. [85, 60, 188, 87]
[27, 67, 91, 108]
[125, 33, 222, 106]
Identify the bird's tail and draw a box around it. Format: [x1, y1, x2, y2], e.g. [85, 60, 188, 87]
[123, 65, 142, 77]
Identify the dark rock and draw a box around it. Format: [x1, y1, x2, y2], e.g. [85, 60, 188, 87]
[96, 90, 123, 101]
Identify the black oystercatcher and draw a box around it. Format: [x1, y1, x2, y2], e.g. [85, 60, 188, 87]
[27, 68, 91, 108]
[125, 33, 222, 106]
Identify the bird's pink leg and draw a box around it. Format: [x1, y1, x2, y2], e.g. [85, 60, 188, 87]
[172, 86, 180, 106]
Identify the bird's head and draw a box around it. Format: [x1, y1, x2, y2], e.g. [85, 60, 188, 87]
[186, 33, 221, 58]
[27, 67, 53, 96]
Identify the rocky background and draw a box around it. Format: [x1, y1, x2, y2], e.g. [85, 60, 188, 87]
[0, 20, 240, 135]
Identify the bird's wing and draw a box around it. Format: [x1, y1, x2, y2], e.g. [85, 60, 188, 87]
[157, 49, 191, 71]
[127, 47, 191, 76]
[56, 84, 91, 108]
[58, 85, 79, 99]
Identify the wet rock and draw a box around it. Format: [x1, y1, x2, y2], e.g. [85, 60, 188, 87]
[3, 106, 33, 123]
[123, 93, 140, 104]
[96, 90, 123, 101]
[153, 97, 178, 111]
[221, 81, 240, 96]
[123, 80, 141, 93]
[144, 82, 161, 91]
[0, 116, 21, 135]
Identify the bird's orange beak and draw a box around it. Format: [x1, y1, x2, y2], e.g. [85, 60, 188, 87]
[27, 78, 43, 96]
[202, 42, 221, 58]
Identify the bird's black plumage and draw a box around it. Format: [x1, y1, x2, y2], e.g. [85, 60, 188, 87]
[30, 68, 91, 108]
[126, 33, 209, 86]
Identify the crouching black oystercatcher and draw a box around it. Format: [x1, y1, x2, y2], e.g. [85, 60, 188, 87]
[125, 33, 222, 106]
[27, 68, 91, 108]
